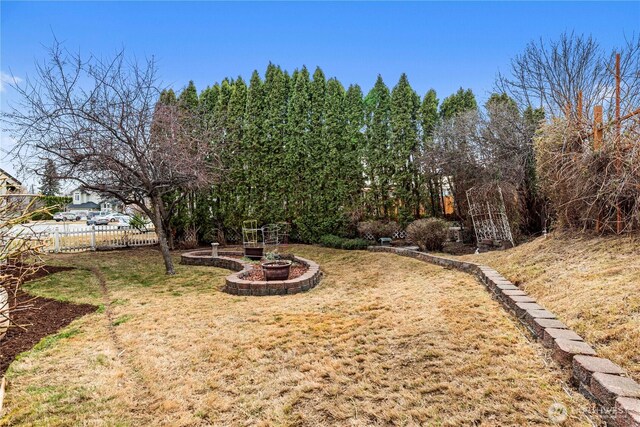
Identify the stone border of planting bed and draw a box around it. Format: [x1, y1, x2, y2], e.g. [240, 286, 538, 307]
[368, 246, 640, 427]
[180, 250, 322, 296]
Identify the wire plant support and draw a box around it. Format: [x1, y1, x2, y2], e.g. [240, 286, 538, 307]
[466, 184, 514, 247]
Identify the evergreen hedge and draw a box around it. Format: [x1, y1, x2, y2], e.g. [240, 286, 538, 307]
[163, 65, 478, 244]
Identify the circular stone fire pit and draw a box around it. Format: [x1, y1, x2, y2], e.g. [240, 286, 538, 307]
[180, 250, 322, 296]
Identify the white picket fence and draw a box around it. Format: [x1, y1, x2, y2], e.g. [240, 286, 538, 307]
[47, 226, 158, 253]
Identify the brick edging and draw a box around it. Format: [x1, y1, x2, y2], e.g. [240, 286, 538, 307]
[368, 246, 640, 427]
[180, 251, 322, 297]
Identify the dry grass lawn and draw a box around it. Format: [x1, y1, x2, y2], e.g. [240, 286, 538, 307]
[2, 246, 599, 426]
[462, 233, 640, 384]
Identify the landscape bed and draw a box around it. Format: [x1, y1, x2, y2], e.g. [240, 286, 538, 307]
[180, 249, 322, 296]
[0, 266, 97, 375]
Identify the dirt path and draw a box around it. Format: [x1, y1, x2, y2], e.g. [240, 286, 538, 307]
[88, 265, 161, 424]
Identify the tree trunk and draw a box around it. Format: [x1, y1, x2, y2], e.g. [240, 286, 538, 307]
[151, 195, 176, 275]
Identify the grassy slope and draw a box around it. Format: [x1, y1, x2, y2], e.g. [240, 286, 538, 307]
[3, 246, 598, 426]
[462, 233, 640, 383]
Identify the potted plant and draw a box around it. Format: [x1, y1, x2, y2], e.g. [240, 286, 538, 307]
[244, 245, 264, 261]
[261, 250, 291, 281]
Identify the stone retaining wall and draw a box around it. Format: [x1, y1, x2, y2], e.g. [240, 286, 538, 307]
[180, 251, 322, 297]
[369, 246, 640, 427]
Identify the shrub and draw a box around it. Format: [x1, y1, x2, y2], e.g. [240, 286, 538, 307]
[340, 238, 370, 250]
[319, 235, 370, 250]
[406, 218, 449, 252]
[357, 220, 400, 241]
[319, 234, 342, 247]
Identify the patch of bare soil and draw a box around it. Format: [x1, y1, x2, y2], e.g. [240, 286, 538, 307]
[0, 266, 97, 375]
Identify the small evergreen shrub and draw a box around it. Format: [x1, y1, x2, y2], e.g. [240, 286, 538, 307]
[340, 238, 370, 250]
[319, 235, 370, 250]
[406, 218, 449, 251]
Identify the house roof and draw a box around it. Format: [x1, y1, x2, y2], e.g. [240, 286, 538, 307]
[0, 167, 23, 186]
[68, 185, 90, 195]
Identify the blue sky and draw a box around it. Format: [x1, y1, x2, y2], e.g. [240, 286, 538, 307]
[1, 1, 639, 185]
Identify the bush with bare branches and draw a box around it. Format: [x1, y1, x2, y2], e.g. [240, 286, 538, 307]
[406, 218, 449, 251]
[0, 200, 47, 340]
[535, 118, 640, 232]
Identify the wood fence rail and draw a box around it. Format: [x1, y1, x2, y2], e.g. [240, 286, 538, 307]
[47, 226, 158, 253]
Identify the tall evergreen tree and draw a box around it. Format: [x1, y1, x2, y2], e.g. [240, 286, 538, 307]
[364, 75, 392, 217]
[420, 89, 439, 142]
[169, 82, 202, 246]
[39, 159, 60, 196]
[344, 84, 366, 218]
[420, 89, 440, 216]
[200, 84, 220, 128]
[243, 71, 267, 223]
[159, 89, 177, 105]
[293, 67, 328, 239]
[260, 64, 289, 223]
[390, 73, 421, 224]
[211, 77, 248, 238]
[317, 78, 348, 235]
[439, 88, 477, 119]
[178, 81, 199, 110]
[284, 67, 312, 238]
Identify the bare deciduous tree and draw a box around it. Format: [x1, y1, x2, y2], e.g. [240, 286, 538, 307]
[2, 42, 219, 274]
[424, 99, 543, 237]
[497, 32, 640, 120]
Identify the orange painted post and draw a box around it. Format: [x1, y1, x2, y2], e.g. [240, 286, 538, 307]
[594, 105, 603, 150]
[577, 91, 583, 123]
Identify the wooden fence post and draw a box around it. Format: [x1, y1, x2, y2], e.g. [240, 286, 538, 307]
[91, 226, 96, 251]
[54, 227, 60, 253]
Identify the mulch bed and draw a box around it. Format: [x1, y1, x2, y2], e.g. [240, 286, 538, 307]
[0, 266, 97, 375]
[442, 242, 477, 256]
[242, 262, 308, 281]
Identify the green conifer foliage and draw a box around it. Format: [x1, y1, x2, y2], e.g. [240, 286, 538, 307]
[170, 65, 479, 243]
[39, 159, 60, 196]
[242, 71, 267, 225]
[284, 67, 312, 239]
[178, 81, 199, 110]
[390, 73, 421, 225]
[364, 75, 392, 218]
[439, 87, 477, 119]
[420, 89, 440, 216]
[420, 89, 439, 142]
